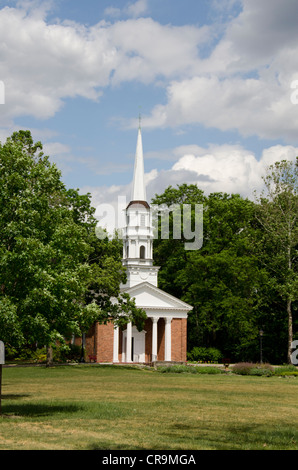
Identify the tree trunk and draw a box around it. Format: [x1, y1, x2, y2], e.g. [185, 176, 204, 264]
[46, 345, 53, 367]
[287, 298, 293, 364]
[287, 242, 293, 364]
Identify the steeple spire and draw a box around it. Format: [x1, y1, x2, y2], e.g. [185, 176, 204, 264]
[122, 125, 159, 289]
[131, 124, 146, 202]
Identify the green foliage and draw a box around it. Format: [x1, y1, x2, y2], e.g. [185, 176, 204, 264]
[152, 185, 261, 361]
[152, 165, 297, 364]
[274, 365, 298, 376]
[254, 157, 298, 363]
[6, 347, 47, 363]
[6, 344, 82, 363]
[0, 130, 146, 352]
[0, 131, 92, 347]
[157, 364, 222, 374]
[187, 346, 222, 363]
[232, 362, 274, 376]
[0, 296, 24, 345]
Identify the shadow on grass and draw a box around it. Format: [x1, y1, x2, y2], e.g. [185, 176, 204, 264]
[1, 403, 81, 418]
[2, 394, 31, 400]
[88, 442, 149, 450]
[167, 422, 298, 450]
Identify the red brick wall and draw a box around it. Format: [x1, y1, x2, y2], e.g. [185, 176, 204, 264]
[144, 318, 152, 363]
[95, 322, 114, 363]
[85, 323, 96, 358]
[171, 318, 187, 362]
[84, 317, 187, 363]
[118, 328, 123, 362]
[157, 318, 165, 361]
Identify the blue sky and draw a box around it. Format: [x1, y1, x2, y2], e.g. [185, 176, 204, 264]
[0, 0, 298, 211]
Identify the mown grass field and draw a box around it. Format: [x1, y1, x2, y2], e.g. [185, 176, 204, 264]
[0, 364, 297, 450]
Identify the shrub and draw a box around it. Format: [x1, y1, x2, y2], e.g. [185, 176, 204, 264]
[232, 362, 254, 375]
[187, 347, 222, 363]
[191, 366, 222, 374]
[157, 365, 222, 374]
[12, 347, 46, 363]
[274, 365, 298, 376]
[52, 344, 81, 363]
[232, 362, 274, 376]
[249, 367, 274, 377]
[5, 344, 81, 364]
[32, 348, 47, 363]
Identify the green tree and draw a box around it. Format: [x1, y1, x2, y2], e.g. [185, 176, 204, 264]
[254, 158, 298, 363]
[0, 131, 146, 360]
[152, 185, 262, 361]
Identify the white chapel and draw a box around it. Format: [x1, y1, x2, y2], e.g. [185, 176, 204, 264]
[85, 127, 192, 363]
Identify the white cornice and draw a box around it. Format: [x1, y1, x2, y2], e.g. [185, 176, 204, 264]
[123, 281, 193, 311]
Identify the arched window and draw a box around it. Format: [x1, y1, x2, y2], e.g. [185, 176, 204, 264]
[140, 245, 145, 259]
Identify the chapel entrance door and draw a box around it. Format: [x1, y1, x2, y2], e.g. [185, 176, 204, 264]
[122, 327, 146, 363]
[133, 330, 145, 362]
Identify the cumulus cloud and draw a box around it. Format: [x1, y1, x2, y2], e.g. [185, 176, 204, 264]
[141, 0, 298, 143]
[0, 2, 210, 126]
[0, 6, 111, 120]
[86, 143, 298, 224]
[2, 0, 298, 145]
[125, 0, 149, 18]
[104, 0, 149, 19]
[107, 18, 208, 85]
[142, 75, 298, 141]
[1, 0, 298, 211]
[171, 144, 298, 197]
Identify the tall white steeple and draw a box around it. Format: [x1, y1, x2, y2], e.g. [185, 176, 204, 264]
[121, 125, 159, 288]
[131, 125, 146, 202]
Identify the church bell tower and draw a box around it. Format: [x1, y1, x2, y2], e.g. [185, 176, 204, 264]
[121, 124, 159, 288]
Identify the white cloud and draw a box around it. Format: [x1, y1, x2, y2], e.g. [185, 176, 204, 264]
[1, 0, 298, 192]
[0, 4, 208, 124]
[171, 144, 298, 198]
[0, 6, 112, 120]
[2, 0, 298, 146]
[104, 0, 149, 19]
[140, 0, 298, 143]
[103, 7, 121, 19]
[85, 144, 298, 221]
[107, 18, 209, 85]
[125, 0, 149, 18]
[142, 74, 298, 141]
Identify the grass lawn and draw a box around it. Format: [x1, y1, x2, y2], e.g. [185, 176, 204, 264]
[0, 364, 297, 450]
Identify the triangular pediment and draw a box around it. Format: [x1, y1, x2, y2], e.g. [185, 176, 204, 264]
[123, 282, 192, 311]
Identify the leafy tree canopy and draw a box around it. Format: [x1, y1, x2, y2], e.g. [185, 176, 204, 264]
[0, 131, 146, 349]
[152, 185, 265, 361]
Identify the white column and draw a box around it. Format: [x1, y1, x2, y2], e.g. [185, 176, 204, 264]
[152, 317, 159, 362]
[113, 326, 119, 363]
[164, 317, 172, 361]
[126, 322, 132, 362]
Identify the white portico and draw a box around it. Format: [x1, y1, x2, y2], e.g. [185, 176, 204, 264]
[113, 125, 192, 364]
